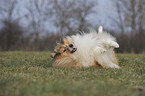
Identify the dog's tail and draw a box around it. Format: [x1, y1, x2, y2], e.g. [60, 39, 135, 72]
[98, 26, 103, 33]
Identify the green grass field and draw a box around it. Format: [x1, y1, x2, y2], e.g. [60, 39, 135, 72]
[0, 52, 145, 96]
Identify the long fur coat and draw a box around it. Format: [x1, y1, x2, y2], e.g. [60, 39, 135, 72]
[51, 26, 120, 69]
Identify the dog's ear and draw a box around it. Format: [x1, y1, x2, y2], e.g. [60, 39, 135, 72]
[50, 53, 56, 58]
[56, 41, 61, 45]
[56, 41, 62, 49]
[63, 37, 69, 45]
[63, 36, 74, 45]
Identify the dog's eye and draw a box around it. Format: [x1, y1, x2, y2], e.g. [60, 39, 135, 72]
[63, 50, 66, 52]
[69, 44, 73, 48]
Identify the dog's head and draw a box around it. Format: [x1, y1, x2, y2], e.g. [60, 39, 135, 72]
[62, 36, 77, 53]
[51, 42, 77, 58]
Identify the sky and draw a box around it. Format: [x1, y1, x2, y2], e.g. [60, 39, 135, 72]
[0, 0, 118, 33]
[88, 0, 117, 29]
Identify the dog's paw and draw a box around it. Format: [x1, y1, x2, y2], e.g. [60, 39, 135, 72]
[109, 63, 120, 68]
[111, 41, 119, 48]
[107, 41, 119, 48]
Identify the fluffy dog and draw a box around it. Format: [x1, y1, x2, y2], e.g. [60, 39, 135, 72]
[51, 26, 120, 69]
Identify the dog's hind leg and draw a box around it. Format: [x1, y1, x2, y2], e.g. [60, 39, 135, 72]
[108, 63, 120, 68]
[94, 49, 120, 68]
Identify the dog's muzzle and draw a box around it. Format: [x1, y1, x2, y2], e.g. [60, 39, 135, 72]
[71, 48, 77, 53]
[68, 44, 77, 53]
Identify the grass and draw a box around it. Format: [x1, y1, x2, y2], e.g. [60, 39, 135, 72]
[0, 52, 145, 96]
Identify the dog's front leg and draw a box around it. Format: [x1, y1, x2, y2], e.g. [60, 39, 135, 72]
[105, 41, 119, 48]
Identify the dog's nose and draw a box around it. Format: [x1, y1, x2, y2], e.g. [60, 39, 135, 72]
[69, 44, 73, 48]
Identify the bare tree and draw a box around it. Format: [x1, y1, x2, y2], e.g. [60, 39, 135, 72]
[0, 19, 25, 50]
[0, 0, 18, 21]
[76, 0, 95, 31]
[25, 0, 50, 50]
[111, 0, 145, 53]
[49, 0, 96, 38]
[0, 0, 24, 51]
[109, 0, 125, 35]
[122, 0, 145, 53]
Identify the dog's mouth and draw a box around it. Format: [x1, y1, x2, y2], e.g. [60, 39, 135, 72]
[70, 48, 77, 53]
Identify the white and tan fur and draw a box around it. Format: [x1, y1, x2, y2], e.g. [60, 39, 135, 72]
[51, 26, 120, 69]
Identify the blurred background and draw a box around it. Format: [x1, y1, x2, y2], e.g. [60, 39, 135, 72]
[0, 0, 144, 53]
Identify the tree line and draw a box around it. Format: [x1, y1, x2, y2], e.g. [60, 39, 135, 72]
[0, 0, 145, 53]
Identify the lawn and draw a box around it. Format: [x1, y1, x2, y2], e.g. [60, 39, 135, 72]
[0, 52, 145, 96]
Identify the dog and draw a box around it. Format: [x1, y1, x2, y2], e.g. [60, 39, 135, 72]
[51, 26, 120, 69]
